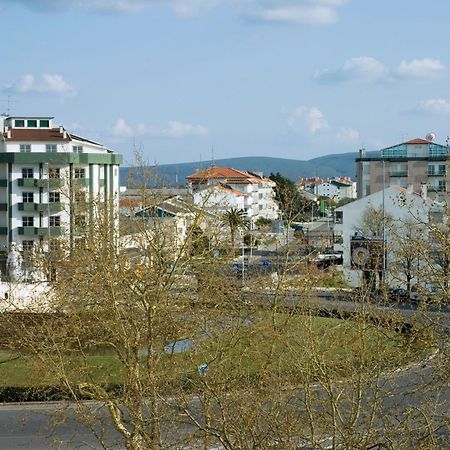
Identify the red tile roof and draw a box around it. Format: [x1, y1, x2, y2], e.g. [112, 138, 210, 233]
[186, 167, 251, 180]
[403, 138, 431, 145]
[4, 128, 71, 142]
[186, 166, 272, 184]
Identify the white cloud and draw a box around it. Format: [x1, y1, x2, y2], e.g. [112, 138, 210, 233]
[315, 56, 389, 83]
[0, 0, 348, 24]
[0, 0, 152, 13]
[395, 58, 445, 79]
[416, 98, 450, 115]
[337, 127, 359, 142]
[251, 4, 338, 25]
[5, 73, 77, 96]
[316, 56, 446, 84]
[171, 0, 221, 18]
[162, 120, 209, 137]
[288, 106, 328, 134]
[112, 118, 209, 138]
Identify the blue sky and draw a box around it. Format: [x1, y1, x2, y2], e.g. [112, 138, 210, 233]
[1, 0, 450, 164]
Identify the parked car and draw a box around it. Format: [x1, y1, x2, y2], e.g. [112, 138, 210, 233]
[388, 288, 409, 302]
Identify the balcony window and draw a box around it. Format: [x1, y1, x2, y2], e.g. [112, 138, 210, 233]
[15, 119, 25, 127]
[20, 144, 31, 153]
[49, 216, 61, 227]
[39, 120, 50, 128]
[27, 120, 37, 128]
[49, 192, 60, 203]
[49, 168, 60, 179]
[22, 240, 34, 252]
[22, 216, 34, 227]
[46, 144, 57, 153]
[74, 168, 86, 179]
[22, 192, 34, 203]
[22, 168, 33, 179]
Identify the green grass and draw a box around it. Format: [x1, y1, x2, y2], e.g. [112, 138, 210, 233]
[0, 314, 427, 389]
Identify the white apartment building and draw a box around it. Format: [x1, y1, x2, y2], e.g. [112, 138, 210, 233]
[0, 116, 122, 266]
[186, 167, 279, 221]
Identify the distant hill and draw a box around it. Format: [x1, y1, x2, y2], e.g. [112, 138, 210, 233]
[119, 152, 378, 187]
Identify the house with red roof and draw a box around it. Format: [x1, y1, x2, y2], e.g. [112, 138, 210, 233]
[186, 166, 279, 220]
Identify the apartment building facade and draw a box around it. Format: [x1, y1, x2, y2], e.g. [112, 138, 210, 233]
[356, 138, 449, 203]
[186, 167, 279, 221]
[0, 116, 122, 260]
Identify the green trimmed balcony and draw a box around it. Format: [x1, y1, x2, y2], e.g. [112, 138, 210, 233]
[18, 202, 38, 212]
[35, 178, 65, 189]
[18, 178, 65, 189]
[73, 178, 90, 187]
[18, 178, 37, 188]
[38, 226, 65, 237]
[18, 226, 38, 236]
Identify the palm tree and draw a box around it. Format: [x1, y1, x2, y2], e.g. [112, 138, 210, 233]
[222, 208, 249, 251]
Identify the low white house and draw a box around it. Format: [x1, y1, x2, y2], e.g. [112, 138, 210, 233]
[187, 167, 279, 221]
[334, 185, 436, 287]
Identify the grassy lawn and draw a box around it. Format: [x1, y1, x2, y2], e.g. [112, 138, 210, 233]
[0, 313, 427, 389]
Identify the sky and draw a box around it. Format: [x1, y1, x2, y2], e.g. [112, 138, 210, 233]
[1, 0, 450, 165]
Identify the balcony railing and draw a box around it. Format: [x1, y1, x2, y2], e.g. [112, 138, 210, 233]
[18, 178, 64, 188]
[18, 202, 64, 213]
[427, 170, 446, 176]
[18, 226, 65, 237]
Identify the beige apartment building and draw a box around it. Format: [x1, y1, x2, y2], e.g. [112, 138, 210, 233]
[356, 138, 449, 203]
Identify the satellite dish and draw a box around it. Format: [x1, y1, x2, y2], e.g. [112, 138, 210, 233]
[425, 132, 436, 142]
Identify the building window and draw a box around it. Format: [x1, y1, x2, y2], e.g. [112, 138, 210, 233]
[49, 216, 61, 227]
[22, 216, 34, 227]
[49, 167, 60, 179]
[20, 144, 31, 153]
[22, 168, 34, 179]
[22, 240, 34, 252]
[39, 120, 50, 128]
[27, 120, 37, 128]
[46, 144, 57, 153]
[22, 192, 34, 203]
[72, 145, 83, 153]
[15, 119, 25, 127]
[74, 168, 86, 179]
[49, 192, 60, 203]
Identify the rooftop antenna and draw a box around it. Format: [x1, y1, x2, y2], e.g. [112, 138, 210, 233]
[425, 132, 436, 142]
[1, 94, 18, 117]
[211, 145, 215, 168]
